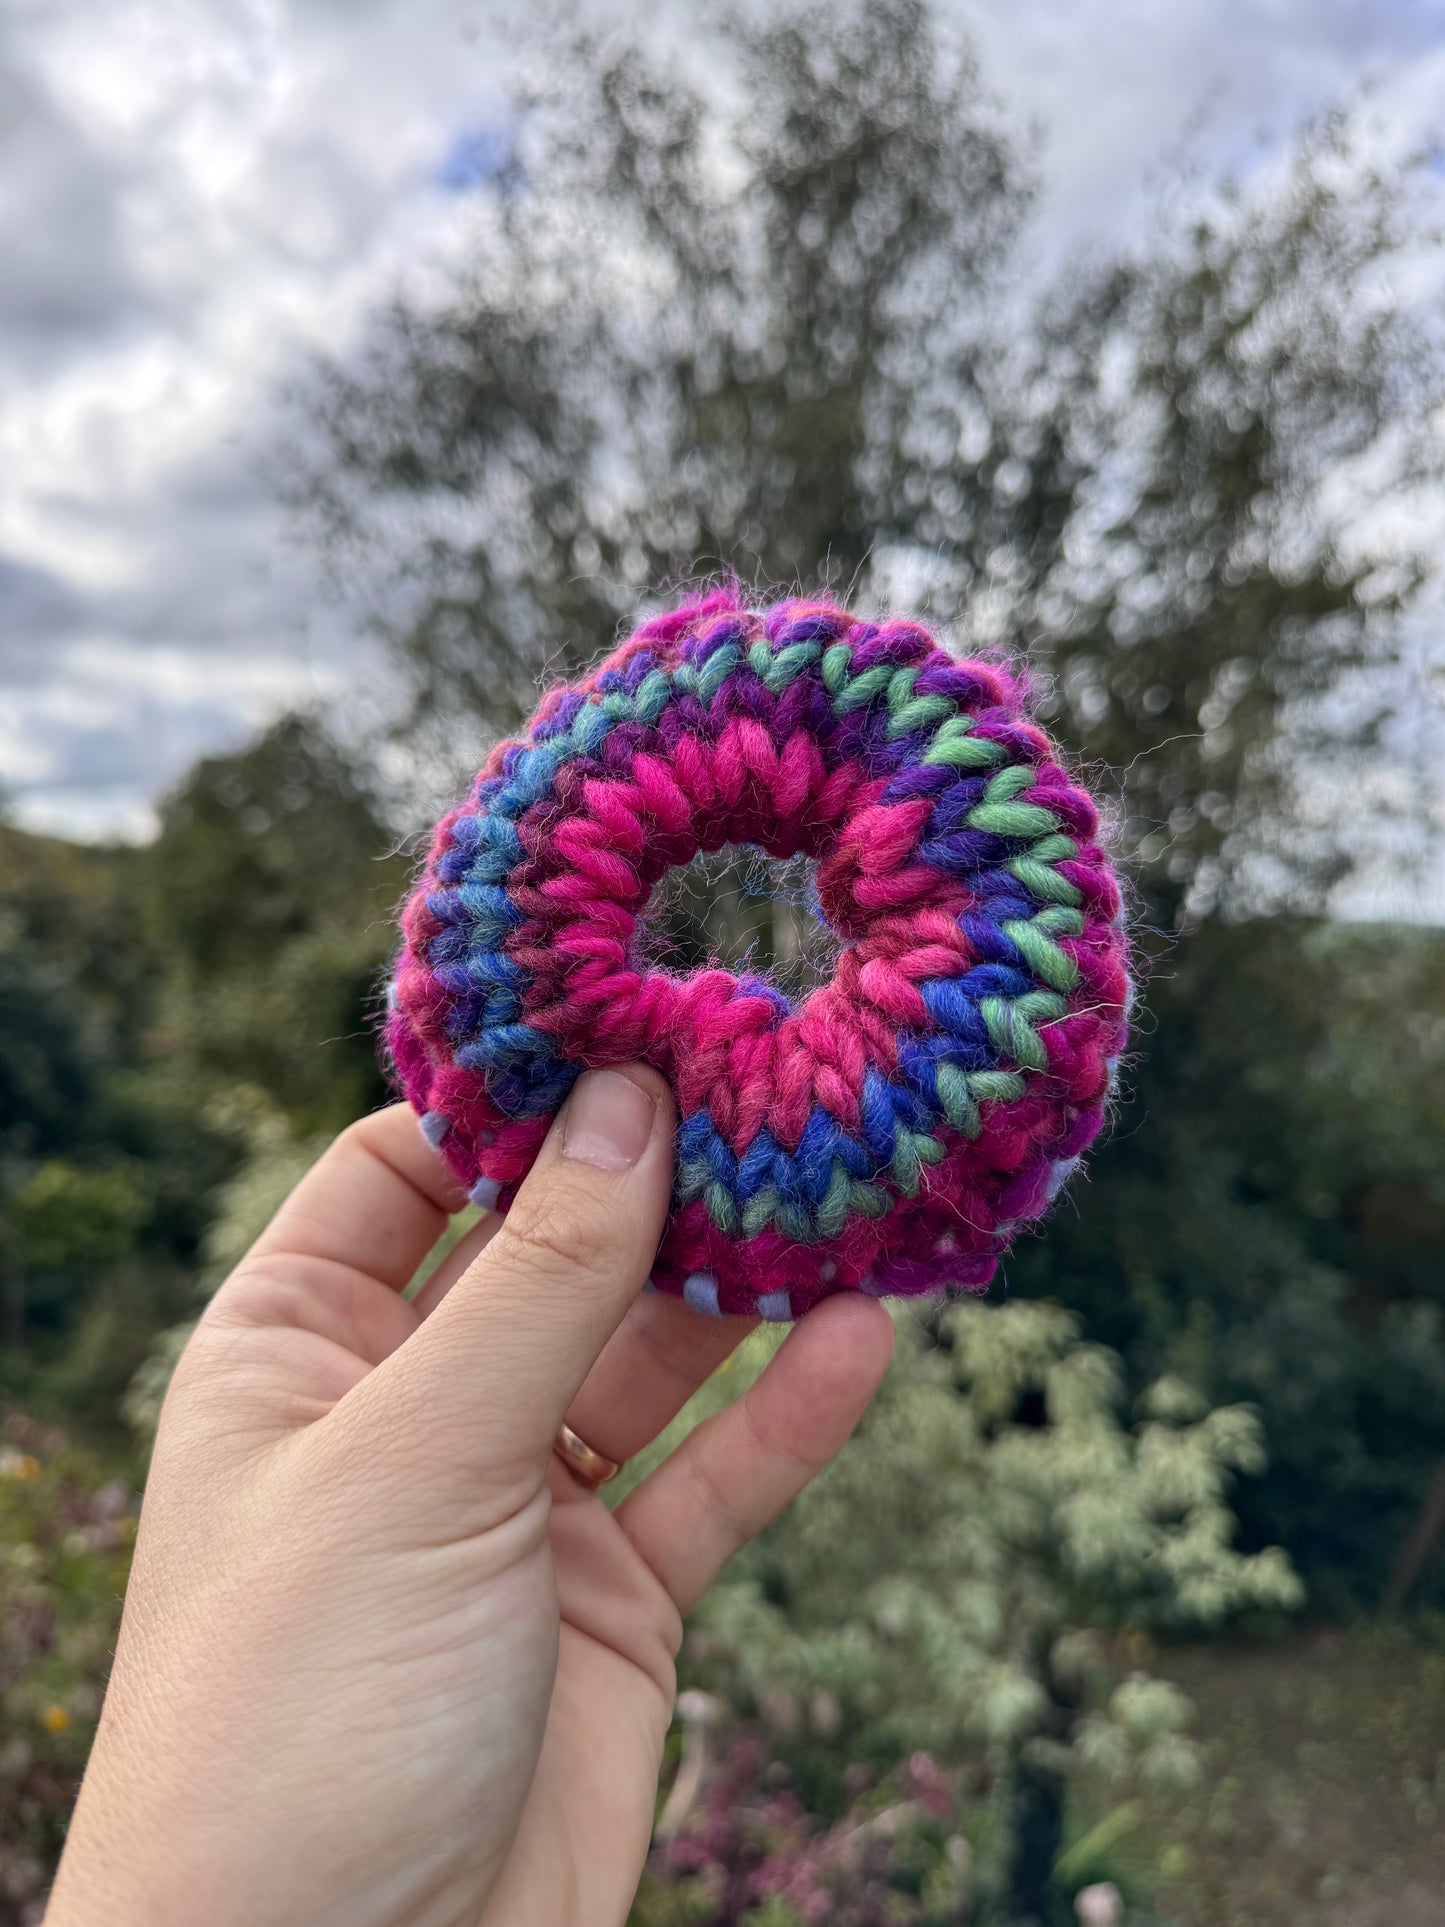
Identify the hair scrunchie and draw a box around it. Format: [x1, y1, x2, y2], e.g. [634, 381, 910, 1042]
[385, 590, 1131, 1319]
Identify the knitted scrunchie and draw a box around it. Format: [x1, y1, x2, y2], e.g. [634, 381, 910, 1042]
[386, 590, 1131, 1319]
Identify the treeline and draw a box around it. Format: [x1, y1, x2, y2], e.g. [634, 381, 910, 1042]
[0, 718, 405, 1434]
[3, 717, 1443, 1612]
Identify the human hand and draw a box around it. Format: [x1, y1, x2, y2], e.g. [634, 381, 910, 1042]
[47, 1066, 894, 1927]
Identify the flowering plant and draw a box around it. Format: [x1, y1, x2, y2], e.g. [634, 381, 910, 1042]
[0, 1413, 135, 1925]
[635, 1727, 969, 1927]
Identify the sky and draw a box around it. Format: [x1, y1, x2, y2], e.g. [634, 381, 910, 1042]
[2, 0, 1444, 905]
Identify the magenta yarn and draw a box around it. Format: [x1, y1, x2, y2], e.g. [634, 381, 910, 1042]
[385, 591, 1131, 1320]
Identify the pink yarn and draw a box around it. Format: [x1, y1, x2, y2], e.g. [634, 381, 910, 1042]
[386, 591, 1131, 1319]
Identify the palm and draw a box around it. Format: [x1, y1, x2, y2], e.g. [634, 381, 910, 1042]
[477, 1495, 683, 1926]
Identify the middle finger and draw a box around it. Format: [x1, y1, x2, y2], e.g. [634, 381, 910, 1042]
[412, 1213, 756, 1466]
[562, 1287, 756, 1471]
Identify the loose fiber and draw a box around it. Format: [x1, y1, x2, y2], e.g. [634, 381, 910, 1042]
[385, 590, 1131, 1319]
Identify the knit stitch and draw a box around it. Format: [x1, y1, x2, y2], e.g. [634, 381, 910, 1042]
[385, 590, 1131, 1318]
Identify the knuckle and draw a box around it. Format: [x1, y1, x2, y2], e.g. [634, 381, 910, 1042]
[497, 1194, 618, 1283]
[331, 1113, 376, 1160]
[635, 1601, 684, 1696]
[205, 1258, 306, 1338]
[737, 1387, 823, 1479]
[631, 1296, 725, 1388]
[686, 1435, 749, 1546]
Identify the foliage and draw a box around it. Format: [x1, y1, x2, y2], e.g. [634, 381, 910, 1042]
[0, 1411, 135, 1926]
[141, 712, 409, 1131]
[1008, 916, 1445, 1614]
[123, 1093, 332, 1437]
[933, 115, 1443, 918]
[0, 828, 148, 1167]
[0, 822, 219, 1423]
[627, 1302, 1298, 1921]
[0, 714, 401, 1433]
[295, 0, 1443, 918]
[634, 1735, 968, 1927]
[7, 1162, 148, 1283]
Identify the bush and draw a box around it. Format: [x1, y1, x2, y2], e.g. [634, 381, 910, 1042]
[635, 1730, 969, 1926]
[0, 1412, 135, 1924]
[636, 1302, 1300, 1922]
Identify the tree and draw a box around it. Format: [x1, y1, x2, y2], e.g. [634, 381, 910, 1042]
[948, 119, 1444, 918]
[0, 823, 216, 1412]
[122, 1092, 334, 1438]
[294, 0, 1442, 920]
[0, 712, 407, 1428]
[294, 0, 1025, 729]
[143, 712, 409, 1131]
[1007, 916, 1445, 1615]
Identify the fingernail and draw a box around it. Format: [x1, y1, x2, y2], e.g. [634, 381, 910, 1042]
[562, 1070, 657, 1172]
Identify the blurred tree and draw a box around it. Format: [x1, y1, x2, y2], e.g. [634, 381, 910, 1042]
[294, 0, 1442, 921]
[1007, 916, 1445, 1615]
[123, 1092, 333, 1437]
[9, 1165, 147, 1282]
[913, 114, 1445, 919]
[4, 1162, 149, 1353]
[0, 823, 219, 1418]
[143, 712, 409, 1132]
[0, 825, 149, 1167]
[0, 712, 407, 1432]
[293, 0, 1024, 731]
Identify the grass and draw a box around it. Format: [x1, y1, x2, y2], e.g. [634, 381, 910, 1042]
[1135, 1628, 1445, 1925]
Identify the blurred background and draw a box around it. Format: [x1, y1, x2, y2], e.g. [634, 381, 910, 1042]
[3, 0, 1445, 1920]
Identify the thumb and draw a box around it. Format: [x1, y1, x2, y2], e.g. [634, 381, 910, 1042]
[332, 1064, 675, 1508]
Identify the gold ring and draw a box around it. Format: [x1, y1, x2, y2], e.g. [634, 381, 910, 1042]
[552, 1421, 623, 1491]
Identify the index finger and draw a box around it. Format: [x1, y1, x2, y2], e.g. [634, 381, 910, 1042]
[246, 1103, 470, 1291]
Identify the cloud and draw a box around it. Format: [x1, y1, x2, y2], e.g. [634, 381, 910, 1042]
[968, 0, 1445, 274]
[0, 36, 157, 372]
[0, 0, 1439, 925]
[0, 552, 91, 669]
[0, 0, 507, 842]
[0, 628, 359, 839]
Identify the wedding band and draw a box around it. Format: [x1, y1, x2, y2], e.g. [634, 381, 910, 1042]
[552, 1421, 623, 1491]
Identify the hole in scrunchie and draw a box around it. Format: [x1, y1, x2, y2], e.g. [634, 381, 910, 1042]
[636, 846, 843, 1004]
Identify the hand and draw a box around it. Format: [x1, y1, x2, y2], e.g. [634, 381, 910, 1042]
[47, 1066, 894, 1927]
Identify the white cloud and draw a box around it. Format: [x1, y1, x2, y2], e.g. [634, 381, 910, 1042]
[0, 0, 1440, 918]
[0, 0, 511, 836]
[969, 0, 1445, 270]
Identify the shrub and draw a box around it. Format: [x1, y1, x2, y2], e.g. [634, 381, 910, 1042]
[0, 1412, 135, 1924]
